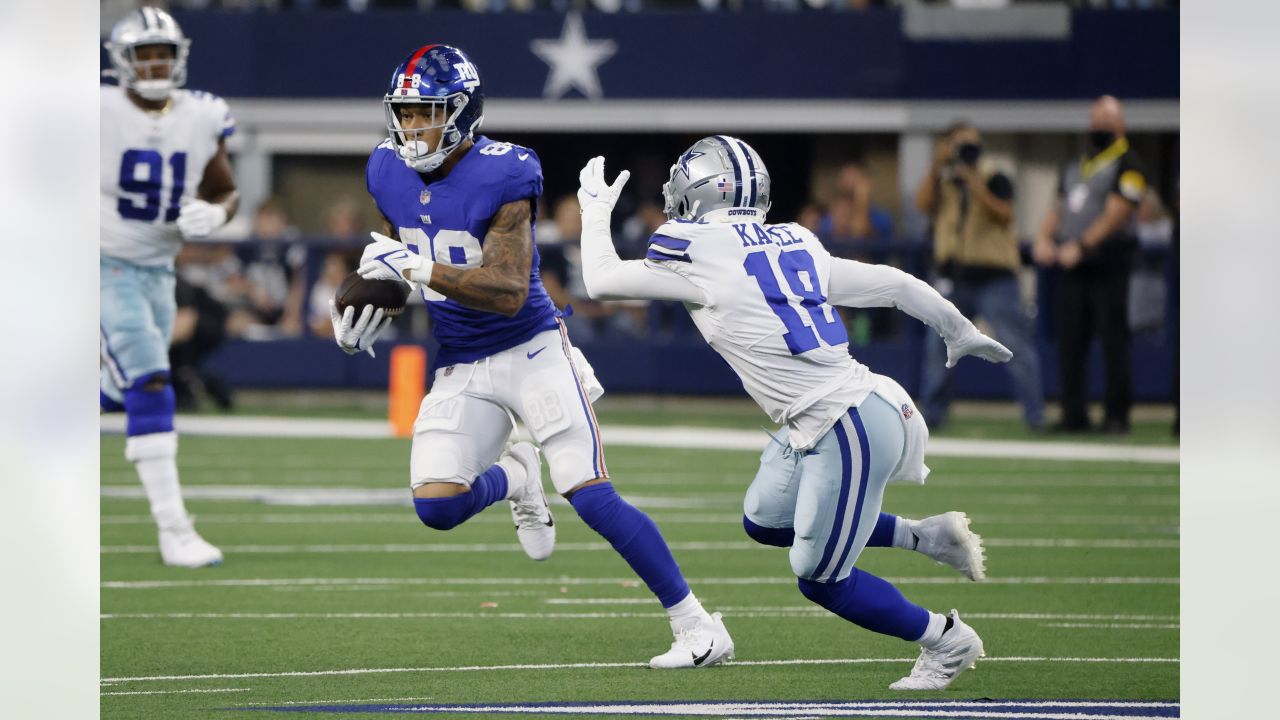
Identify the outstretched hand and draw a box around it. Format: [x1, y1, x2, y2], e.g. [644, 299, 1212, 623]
[577, 156, 630, 213]
[945, 332, 1013, 368]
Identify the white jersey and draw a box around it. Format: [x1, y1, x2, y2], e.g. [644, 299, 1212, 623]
[100, 85, 234, 267]
[579, 205, 981, 453]
[645, 217, 876, 447]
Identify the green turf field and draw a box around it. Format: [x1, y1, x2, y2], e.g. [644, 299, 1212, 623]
[100, 424, 1179, 719]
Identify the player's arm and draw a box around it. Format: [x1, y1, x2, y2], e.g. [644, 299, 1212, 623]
[1078, 194, 1137, 252]
[826, 258, 1011, 367]
[361, 199, 534, 316]
[577, 156, 706, 304]
[178, 139, 239, 239]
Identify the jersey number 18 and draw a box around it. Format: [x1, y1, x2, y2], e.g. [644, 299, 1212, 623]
[743, 249, 848, 355]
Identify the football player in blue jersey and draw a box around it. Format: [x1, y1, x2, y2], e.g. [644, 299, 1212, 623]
[330, 44, 733, 669]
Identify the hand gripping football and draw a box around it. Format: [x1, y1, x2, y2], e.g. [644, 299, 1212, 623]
[334, 271, 411, 318]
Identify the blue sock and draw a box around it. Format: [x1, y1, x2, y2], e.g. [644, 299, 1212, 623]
[866, 513, 898, 548]
[798, 567, 929, 641]
[100, 390, 125, 413]
[743, 516, 794, 547]
[123, 374, 176, 437]
[570, 482, 690, 608]
[414, 466, 508, 531]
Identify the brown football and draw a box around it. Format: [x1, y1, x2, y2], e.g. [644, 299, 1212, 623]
[334, 271, 411, 318]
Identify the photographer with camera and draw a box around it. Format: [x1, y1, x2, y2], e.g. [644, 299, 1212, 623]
[915, 121, 1045, 432]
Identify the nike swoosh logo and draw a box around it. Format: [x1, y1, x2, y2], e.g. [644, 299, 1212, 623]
[526, 347, 546, 360]
[518, 152, 529, 161]
[380, 251, 409, 261]
[585, 190, 598, 198]
[692, 640, 714, 666]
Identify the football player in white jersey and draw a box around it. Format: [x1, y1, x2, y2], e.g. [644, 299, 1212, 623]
[101, 7, 238, 567]
[575, 138, 1012, 691]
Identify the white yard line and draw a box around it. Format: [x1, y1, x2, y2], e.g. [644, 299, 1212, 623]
[100, 687, 249, 697]
[101, 655, 1179, 684]
[1042, 622, 1180, 630]
[101, 575, 1179, 590]
[99, 511, 1180, 528]
[237, 696, 435, 707]
[101, 610, 1181, 625]
[101, 414, 1178, 464]
[99, 538, 1176, 555]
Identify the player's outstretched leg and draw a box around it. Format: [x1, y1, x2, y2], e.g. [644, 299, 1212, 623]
[122, 372, 222, 568]
[414, 442, 555, 561]
[568, 481, 734, 669]
[865, 511, 987, 581]
[796, 569, 984, 690]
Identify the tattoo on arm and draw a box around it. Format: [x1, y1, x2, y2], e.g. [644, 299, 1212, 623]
[427, 199, 533, 316]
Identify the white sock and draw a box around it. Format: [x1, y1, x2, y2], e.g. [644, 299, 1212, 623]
[494, 453, 528, 501]
[125, 432, 188, 529]
[893, 517, 918, 550]
[916, 611, 950, 647]
[666, 592, 709, 632]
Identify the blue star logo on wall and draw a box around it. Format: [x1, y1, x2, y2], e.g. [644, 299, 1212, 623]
[677, 148, 705, 179]
[530, 13, 617, 101]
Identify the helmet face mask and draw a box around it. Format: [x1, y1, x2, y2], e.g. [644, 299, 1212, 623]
[384, 45, 485, 173]
[662, 136, 771, 223]
[105, 8, 190, 102]
[385, 94, 473, 173]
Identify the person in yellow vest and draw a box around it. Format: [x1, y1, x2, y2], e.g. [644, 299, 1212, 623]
[916, 121, 1045, 431]
[1034, 96, 1148, 435]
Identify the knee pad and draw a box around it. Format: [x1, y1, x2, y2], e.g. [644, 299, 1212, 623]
[123, 372, 175, 437]
[413, 495, 473, 531]
[743, 516, 794, 547]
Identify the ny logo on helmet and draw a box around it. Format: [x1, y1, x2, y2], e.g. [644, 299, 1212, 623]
[455, 60, 480, 91]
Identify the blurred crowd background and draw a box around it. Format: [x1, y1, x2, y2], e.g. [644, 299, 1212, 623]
[100, 0, 1178, 435]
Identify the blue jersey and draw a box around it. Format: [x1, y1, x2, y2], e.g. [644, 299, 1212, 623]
[366, 136, 559, 366]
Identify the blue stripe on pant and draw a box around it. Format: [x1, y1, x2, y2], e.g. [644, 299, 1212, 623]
[744, 394, 904, 586]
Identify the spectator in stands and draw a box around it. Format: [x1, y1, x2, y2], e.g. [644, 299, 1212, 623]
[170, 276, 234, 411]
[240, 196, 307, 337]
[1033, 95, 1148, 434]
[325, 195, 364, 241]
[550, 194, 646, 339]
[915, 120, 1045, 431]
[308, 252, 354, 338]
[796, 202, 825, 234]
[819, 162, 894, 256]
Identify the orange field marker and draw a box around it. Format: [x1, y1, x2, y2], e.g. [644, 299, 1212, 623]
[388, 345, 427, 438]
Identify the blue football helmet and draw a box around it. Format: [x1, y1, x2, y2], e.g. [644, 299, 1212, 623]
[384, 44, 485, 173]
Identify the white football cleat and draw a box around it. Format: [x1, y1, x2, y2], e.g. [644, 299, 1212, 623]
[889, 610, 984, 691]
[158, 517, 223, 568]
[649, 612, 734, 670]
[911, 511, 986, 581]
[505, 442, 555, 561]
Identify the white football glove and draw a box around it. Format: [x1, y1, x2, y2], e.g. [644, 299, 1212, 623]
[328, 300, 391, 358]
[176, 199, 228, 239]
[357, 232, 432, 285]
[945, 330, 1013, 368]
[577, 156, 630, 213]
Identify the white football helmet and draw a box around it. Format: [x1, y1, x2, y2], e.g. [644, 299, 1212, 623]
[104, 7, 191, 102]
